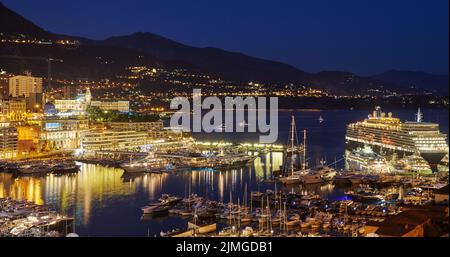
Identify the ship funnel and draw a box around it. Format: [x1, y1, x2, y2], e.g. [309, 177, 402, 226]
[415, 107, 423, 123]
[374, 106, 382, 119]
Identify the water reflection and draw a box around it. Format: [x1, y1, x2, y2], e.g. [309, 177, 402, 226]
[0, 153, 288, 236]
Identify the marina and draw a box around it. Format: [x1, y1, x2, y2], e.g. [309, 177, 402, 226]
[0, 109, 448, 237]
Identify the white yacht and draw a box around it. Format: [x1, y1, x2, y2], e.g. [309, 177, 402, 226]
[120, 152, 168, 173]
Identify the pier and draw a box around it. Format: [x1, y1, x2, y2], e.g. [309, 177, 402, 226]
[195, 141, 286, 152]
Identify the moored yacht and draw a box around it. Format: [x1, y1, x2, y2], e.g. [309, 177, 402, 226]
[280, 115, 309, 185]
[120, 152, 168, 173]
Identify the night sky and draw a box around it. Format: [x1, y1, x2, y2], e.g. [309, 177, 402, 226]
[2, 0, 448, 75]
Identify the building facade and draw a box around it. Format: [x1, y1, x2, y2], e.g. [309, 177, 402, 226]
[0, 72, 11, 98]
[0, 97, 27, 121]
[0, 126, 18, 159]
[40, 118, 89, 150]
[8, 75, 43, 97]
[80, 129, 150, 152]
[107, 121, 164, 131]
[106, 121, 182, 140]
[8, 75, 44, 111]
[54, 88, 130, 113]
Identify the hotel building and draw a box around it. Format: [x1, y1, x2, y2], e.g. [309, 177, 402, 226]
[8, 75, 43, 97]
[8, 75, 43, 111]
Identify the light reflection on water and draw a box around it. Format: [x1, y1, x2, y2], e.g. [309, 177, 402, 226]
[0, 153, 289, 236]
[0, 109, 447, 236]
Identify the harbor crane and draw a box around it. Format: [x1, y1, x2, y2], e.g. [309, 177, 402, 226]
[0, 55, 63, 90]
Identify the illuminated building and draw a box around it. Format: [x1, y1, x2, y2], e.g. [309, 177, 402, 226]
[90, 100, 129, 112]
[16, 125, 40, 154]
[40, 118, 89, 150]
[0, 97, 27, 121]
[8, 74, 43, 111]
[346, 107, 448, 165]
[0, 71, 11, 98]
[107, 121, 164, 131]
[44, 102, 57, 116]
[8, 75, 43, 97]
[0, 126, 18, 159]
[106, 121, 182, 140]
[80, 129, 151, 152]
[54, 88, 130, 114]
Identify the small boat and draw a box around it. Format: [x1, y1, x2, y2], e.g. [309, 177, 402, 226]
[300, 221, 310, 228]
[141, 204, 170, 215]
[152, 194, 182, 206]
[300, 173, 323, 184]
[311, 222, 321, 229]
[318, 116, 324, 123]
[348, 174, 364, 184]
[179, 210, 194, 216]
[240, 215, 252, 223]
[160, 229, 182, 237]
[52, 162, 79, 174]
[285, 219, 300, 227]
[271, 217, 282, 224]
[345, 185, 384, 201]
[241, 226, 254, 237]
[333, 173, 353, 185]
[18, 164, 52, 175]
[280, 175, 303, 185]
[120, 152, 168, 173]
[172, 223, 217, 237]
[168, 208, 184, 215]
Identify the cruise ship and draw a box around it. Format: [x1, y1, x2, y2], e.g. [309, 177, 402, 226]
[345, 107, 448, 166]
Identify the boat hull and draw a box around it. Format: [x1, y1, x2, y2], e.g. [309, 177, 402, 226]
[346, 139, 447, 166]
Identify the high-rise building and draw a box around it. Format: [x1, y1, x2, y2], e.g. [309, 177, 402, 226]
[8, 75, 44, 111]
[0, 72, 11, 98]
[8, 75, 43, 97]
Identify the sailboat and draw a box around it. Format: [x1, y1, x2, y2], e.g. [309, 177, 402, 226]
[318, 115, 324, 123]
[279, 115, 309, 185]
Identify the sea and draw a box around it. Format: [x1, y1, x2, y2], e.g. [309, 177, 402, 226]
[0, 109, 448, 236]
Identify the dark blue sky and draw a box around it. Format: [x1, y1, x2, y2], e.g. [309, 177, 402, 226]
[3, 0, 448, 75]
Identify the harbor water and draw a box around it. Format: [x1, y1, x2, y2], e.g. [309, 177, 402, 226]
[0, 109, 448, 236]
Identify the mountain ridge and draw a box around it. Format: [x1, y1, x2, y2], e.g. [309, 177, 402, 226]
[0, 3, 447, 96]
[371, 70, 449, 95]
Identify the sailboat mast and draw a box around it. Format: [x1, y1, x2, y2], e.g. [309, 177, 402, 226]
[303, 129, 307, 170]
[290, 115, 295, 176]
